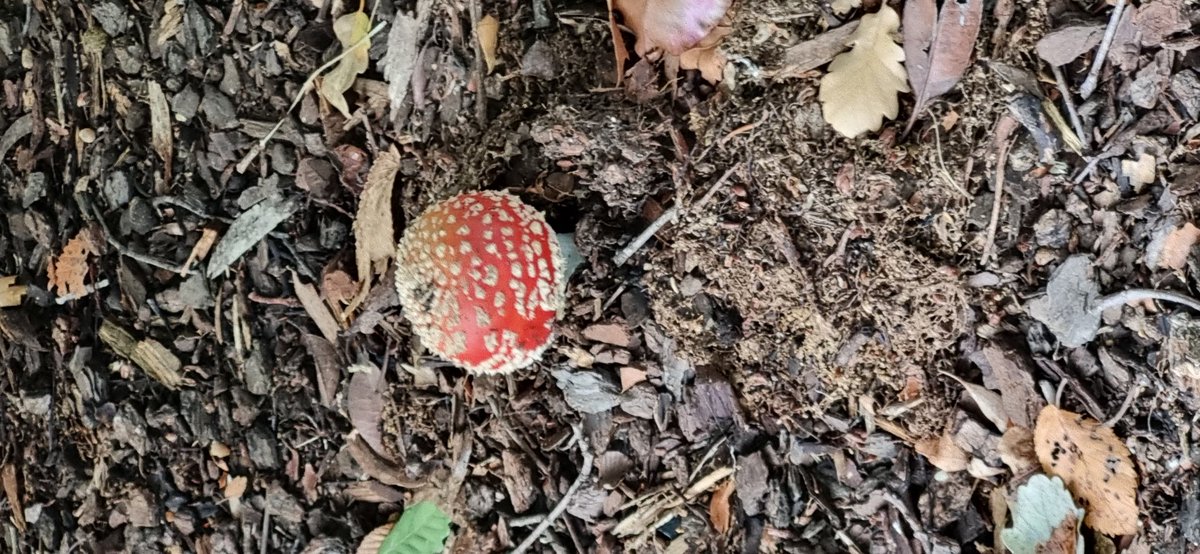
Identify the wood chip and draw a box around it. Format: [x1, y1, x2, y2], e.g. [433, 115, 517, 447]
[2, 464, 24, 532]
[0, 275, 28, 308]
[207, 196, 299, 278]
[583, 323, 632, 347]
[99, 320, 185, 389]
[293, 271, 342, 344]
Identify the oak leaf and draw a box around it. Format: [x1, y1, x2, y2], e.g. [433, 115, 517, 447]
[1033, 405, 1138, 535]
[818, 6, 909, 138]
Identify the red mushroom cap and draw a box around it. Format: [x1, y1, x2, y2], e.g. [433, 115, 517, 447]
[394, 191, 566, 374]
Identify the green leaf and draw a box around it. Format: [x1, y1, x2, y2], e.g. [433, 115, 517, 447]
[378, 501, 452, 554]
[1000, 474, 1084, 554]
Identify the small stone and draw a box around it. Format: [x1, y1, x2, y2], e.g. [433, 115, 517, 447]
[1033, 209, 1071, 248]
[171, 86, 200, 122]
[520, 41, 559, 80]
[199, 86, 238, 129]
[103, 171, 131, 207]
[78, 128, 97, 143]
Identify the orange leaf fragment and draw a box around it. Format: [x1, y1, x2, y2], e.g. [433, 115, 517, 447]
[47, 228, 102, 298]
[709, 478, 735, 533]
[1033, 405, 1138, 535]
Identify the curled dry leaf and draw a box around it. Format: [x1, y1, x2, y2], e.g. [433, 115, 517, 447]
[1033, 405, 1138, 535]
[477, 15, 499, 73]
[709, 478, 735, 533]
[818, 6, 909, 138]
[348, 362, 388, 458]
[319, 9, 373, 118]
[356, 521, 394, 554]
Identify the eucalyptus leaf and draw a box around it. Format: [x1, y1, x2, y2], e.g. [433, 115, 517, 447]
[378, 501, 451, 554]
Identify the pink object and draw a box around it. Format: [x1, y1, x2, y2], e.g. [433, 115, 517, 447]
[394, 191, 566, 374]
[625, 0, 732, 55]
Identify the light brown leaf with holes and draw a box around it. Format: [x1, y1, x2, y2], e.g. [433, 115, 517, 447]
[1034, 405, 1138, 535]
[349, 146, 400, 314]
[818, 6, 909, 138]
[48, 228, 101, 298]
[709, 478, 735, 533]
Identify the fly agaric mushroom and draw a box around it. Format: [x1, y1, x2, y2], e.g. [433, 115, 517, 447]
[394, 191, 566, 374]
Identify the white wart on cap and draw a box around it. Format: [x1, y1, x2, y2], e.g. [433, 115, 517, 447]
[394, 191, 566, 374]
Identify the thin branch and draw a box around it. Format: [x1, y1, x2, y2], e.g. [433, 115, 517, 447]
[511, 444, 595, 554]
[1051, 64, 1087, 151]
[1079, 0, 1126, 99]
[1091, 288, 1200, 314]
[613, 166, 737, 266]
[980, 117, 1018, 265]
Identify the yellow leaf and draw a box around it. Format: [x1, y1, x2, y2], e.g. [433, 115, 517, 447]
[477, 15, 500, 74]
[0, 276, 27, 308]
[818, 6, 909, 138]
[318, 10, 372, 118]
[1033, 405, 1138, 536]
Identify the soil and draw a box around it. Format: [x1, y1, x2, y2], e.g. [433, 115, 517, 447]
[2, 0, 1200, 552]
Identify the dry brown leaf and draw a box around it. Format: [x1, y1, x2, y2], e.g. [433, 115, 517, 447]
[48, 228, 101, 298]
[356, 521, 395, 554]
[607, 0, 631, 84]
[1034, 405, 1138, 535]
[943, 372, 1008, 431]
[224, 475, 249, 500]
[902, 0, 983, 131]
[477, 15, 500, 74]
[2, 464, 24, 532]
[709, 478, 735, 533]
[1156, 222, 1200, 270]
[0, 275, 28, 308]
[915, 431, 969, 472]
[677, 23, 731, 83]
[818, 6, 909, 138]
[348, 362, 387, 458]
[318, 9, 372, 118]
[292, 270, 342, 344]
[348, 146, 401, 314]
[998, 425, 1038, 474]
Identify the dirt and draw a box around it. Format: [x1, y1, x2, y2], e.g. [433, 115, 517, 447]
[3, 0, 1200, 552]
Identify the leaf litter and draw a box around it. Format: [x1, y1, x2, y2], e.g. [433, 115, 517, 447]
[818, 6, 909, 138]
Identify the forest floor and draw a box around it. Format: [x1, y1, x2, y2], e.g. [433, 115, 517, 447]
[2, 0, 1200, 552]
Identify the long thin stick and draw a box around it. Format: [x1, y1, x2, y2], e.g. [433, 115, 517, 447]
[613, 167, 737, 266]
[980, 118, 1018, 265]
[1092, 288, 1200, 314]
[1052, 64, 1087, 151]
[1079, 0, 1126, 99]
[511, 447, 595, 554]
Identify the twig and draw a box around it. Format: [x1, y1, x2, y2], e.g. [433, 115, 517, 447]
[89, 204, 185, 273]
[259, 507, 272, 554]
[1104, 380, 1142, 427]
[980, 117, 1018, 265]
[1091, 288, 1200, 314]
[511, 444, 595, 554]
[468, 0, 487, 127]
[613, 167, 737, 266]
[1051, 65, 1087, 151]
[1079, 0, 1126, 99]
